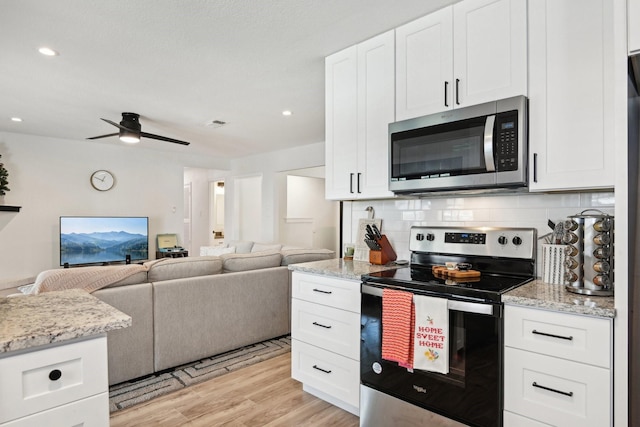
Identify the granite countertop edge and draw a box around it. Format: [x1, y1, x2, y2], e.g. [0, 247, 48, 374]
[288, 258, 402, 281]
[503, 279, 616, 319]
[1, 289, 132, 354]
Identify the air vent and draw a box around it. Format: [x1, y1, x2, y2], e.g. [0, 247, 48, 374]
[206, 120, 227, 128]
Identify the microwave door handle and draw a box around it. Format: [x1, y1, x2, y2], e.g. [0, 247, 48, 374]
[484, 115, 496, 172]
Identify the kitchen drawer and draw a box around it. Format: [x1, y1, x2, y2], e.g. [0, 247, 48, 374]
[292, 298, 360, 360]
[504, 305, 611, 368]
[504, 347, 610, 427]
[292, 272, 360, 313]
[291, 339, 359, 409]
[504, 411, 552, 426]
[0, 336, 108, 423]
[0, 392, 109, 427]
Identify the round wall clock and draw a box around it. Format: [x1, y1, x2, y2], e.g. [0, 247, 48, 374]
[90, 170, 115, 191]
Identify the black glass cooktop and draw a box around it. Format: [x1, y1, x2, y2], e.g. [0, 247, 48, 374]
[363, 266, 533, 303]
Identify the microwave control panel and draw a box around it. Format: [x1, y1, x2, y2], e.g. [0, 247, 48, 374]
[495, 110, 518, 172]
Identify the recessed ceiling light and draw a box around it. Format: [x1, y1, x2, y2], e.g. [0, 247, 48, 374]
[10, 117, 22, 122]
[38, 47, 59, 56]
[282, 110, 292, 116]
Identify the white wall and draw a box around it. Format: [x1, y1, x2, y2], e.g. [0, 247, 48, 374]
[0, 132, 228, 286]
[225, 142, 325, 243]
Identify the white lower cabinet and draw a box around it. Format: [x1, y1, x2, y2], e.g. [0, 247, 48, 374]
[0, 335, 109, 427]
[291, 271, 360, 415]
[503, 305, 612, 427]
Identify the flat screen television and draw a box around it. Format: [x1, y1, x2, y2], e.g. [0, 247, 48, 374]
[60, 216, 149, 266]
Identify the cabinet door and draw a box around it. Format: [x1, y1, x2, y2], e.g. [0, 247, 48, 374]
[396, 8, 454, 120]
[356, 30, 395, 199]
[453, 0, 527, 107]
[528, 0, 615, 191]
[325, 45, 358, 200]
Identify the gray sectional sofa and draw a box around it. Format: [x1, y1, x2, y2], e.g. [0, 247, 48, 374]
[2, 243, 334, 385]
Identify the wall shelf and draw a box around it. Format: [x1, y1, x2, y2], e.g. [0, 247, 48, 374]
[0, 205, 21, 212]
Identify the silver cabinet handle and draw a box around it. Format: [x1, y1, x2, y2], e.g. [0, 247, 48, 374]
[483, 115, 496, 172]
[357, 173, 362, 193]
[349, 173, 355, 193]
[455, 78, 460, 105]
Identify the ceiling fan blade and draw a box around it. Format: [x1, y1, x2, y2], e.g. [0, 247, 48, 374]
[87, 132, 119, 140]
[100, 118, 133, 132]
[141, 131, 191, 146]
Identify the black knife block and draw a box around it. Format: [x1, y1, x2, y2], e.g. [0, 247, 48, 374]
[369, 235, 397, 265]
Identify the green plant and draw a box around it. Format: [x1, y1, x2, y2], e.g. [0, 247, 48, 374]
[0, 154, 9, 196]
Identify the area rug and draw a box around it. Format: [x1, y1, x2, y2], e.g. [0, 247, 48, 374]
[109, 335, 291, 412]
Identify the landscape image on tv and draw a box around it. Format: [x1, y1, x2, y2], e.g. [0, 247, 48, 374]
[60, 216, 149, 266]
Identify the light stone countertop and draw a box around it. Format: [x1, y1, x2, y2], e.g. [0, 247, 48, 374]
[0, 288, 132, 353]
[288, 258, 404, 281]
[503, 279, 616, 318]
[289, 260, 616, 318]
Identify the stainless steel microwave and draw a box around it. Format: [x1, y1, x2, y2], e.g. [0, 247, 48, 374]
[389, 96, 528, 194]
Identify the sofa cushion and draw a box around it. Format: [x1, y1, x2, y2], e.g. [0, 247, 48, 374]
[199, 246, 236, 256]
[225, 240, 254, 254]
[220, 251, 282, 273]
[251, 242, 282, 253]
[280, 248, 335, 266]
[146, 256, 223, 282]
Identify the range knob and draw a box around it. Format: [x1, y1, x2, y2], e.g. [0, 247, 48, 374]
[498, 235, 508, 245]
[416, 233, 424, 241]
[512, 236, 523, 246]
[426, 233, 435, 241]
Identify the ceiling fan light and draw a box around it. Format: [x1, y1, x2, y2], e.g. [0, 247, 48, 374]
[119, 129, 140, 143]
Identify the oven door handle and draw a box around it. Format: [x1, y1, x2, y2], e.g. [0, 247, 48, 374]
[361, 284, 494, 316]
[484, 114, 496, 172]
[447, 300, 494, 316]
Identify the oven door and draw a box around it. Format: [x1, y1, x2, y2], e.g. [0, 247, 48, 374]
[360, 284, 503, 427]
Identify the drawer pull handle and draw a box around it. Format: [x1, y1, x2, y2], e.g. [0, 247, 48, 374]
[313, 365, 332, 374]
[532, 329, 573, 341]
[312, 288, 332, 295]
[312, 321, 332, 329]
[49, 369, 62, 381]
[532, 381, 573, 397]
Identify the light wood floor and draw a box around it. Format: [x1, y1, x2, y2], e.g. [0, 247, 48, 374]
[109, 352, 359, 427]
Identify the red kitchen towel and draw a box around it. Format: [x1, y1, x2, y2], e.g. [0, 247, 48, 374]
[381, 288, 414, 369]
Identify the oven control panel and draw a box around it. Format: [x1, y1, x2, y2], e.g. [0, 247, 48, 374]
[444, 232, 486, 245]
[410, 226, 535, 259]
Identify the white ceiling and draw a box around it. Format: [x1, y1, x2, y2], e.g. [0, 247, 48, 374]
[0, 0, 455, 159]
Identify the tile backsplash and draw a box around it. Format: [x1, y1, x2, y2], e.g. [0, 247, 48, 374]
[346, 191, 615, 277]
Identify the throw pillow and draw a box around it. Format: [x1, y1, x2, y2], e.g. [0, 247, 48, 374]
[200, 246, 236, 256]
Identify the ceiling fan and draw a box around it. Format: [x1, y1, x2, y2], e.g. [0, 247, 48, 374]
[87, 112, 190, 146]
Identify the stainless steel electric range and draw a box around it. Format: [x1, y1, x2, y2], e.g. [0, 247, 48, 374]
[360, 226, 536, 427]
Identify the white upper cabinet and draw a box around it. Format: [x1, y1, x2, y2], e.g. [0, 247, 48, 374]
[325, 30, 395, 200]
[396, 0, 527, 120]
[630, 0, 640, 54]
[528, 0, 615, 191]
